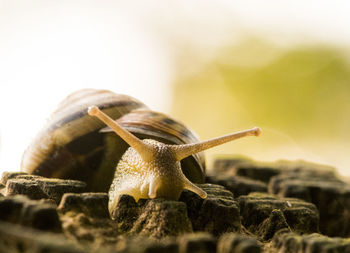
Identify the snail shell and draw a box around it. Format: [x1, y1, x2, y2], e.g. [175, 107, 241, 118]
[21, 89, 205, 192]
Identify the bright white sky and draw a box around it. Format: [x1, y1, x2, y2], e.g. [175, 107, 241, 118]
[1, 0, 350, 173]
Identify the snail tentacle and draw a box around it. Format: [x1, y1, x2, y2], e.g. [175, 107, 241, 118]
[172, 127, 262, 161]
[88, 105, 156, 162]
[182, 177, 207, 199]
[148, 176, 160, 199]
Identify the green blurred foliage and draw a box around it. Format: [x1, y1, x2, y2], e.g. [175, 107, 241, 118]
[171, 40, 350, 169]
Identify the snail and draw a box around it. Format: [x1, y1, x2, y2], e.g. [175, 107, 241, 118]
[21, 89, 261, 216]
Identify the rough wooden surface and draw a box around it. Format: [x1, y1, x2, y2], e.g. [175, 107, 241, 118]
[1, 157, 350, 252]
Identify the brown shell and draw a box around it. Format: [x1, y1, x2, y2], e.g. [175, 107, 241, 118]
[21, 89, 206, 191]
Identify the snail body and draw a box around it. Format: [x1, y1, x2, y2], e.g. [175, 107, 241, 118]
[107, 139, 204, 213]
[22, 89, 261, 217]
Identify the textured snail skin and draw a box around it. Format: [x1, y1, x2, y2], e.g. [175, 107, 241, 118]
[108, 139, 207, 216]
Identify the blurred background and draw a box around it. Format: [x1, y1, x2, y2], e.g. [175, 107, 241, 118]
[0, 0, 349, 176]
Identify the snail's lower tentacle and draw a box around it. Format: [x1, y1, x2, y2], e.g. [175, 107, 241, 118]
[148, 177, 160, 199]
[183, 178, 207, 199]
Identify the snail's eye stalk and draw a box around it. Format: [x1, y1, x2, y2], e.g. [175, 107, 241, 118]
[172, 127, 262, 161]
[88, 106, 156, 162]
